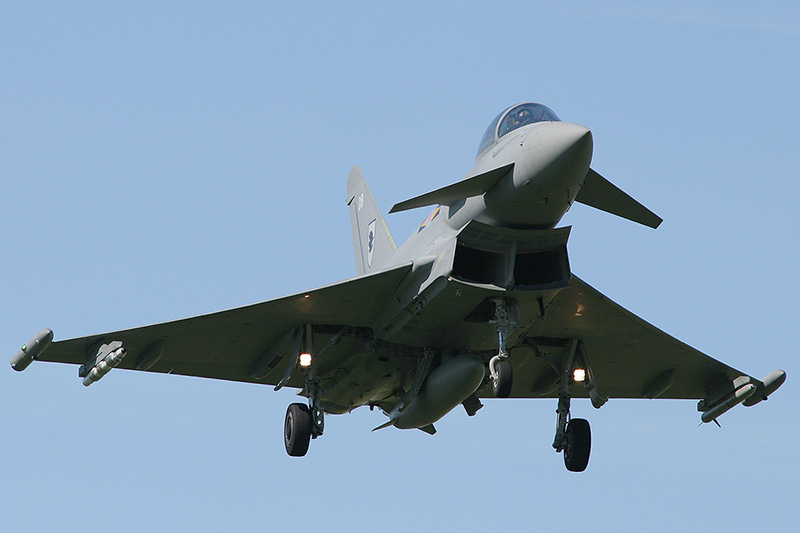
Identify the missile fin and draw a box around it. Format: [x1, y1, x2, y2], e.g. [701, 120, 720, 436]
[371, 419, 396, 432]
[462, 393, 483, 417]
[417, 424, 437, 435]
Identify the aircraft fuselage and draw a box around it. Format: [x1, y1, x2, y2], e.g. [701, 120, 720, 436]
[390, 120, 592, 269]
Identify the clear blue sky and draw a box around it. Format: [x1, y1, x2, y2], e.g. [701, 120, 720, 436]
[2, 2, 798, 531]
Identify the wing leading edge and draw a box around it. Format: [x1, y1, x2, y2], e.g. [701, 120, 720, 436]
[491, 276, 780, 404]
[33, 263, 413, 388]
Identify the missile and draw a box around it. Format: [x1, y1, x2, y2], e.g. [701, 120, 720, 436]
[701, 383, 756, 424]
[82, 347, 126, 387]
[10, 329, 54, 371]
[393, 354, 485, 430]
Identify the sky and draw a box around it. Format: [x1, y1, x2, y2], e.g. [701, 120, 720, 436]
[2, 2, 799, 531]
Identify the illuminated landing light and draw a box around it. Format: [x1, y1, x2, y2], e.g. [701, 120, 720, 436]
[573, 368, 586, 383]
[299, 353, 313, 368]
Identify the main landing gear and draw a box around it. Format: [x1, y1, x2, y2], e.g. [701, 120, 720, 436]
[283, 328, 325, 457]
[562, 418, 591, 472]
[544, 339, 592, 472]
[554, 392, 591, 472]
[488, 300, 592, 471]
[284, 403, 312, 456]
[284, 372, 325, 457]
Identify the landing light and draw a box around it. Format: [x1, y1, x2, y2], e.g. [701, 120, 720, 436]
[299, 353, 313, 368]
[573, 368, 586, 383]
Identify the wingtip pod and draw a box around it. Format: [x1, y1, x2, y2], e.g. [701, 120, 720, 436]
[743, 370, 787, 407]
[699, 370, 786, 424]
[10, 329, 54, 371]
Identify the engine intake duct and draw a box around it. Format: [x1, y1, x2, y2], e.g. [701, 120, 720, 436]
[452, 221, 571, 290]
[513, 248, 569, 289]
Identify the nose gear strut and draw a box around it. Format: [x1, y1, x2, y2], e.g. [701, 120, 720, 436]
[488, 298, 515, 398]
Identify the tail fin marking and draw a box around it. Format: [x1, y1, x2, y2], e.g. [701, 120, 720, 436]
[346, 166, 397, 276]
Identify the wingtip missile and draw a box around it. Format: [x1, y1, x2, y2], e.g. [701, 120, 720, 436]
[10, 329, 54, 371]
[700, 383, 756, 424]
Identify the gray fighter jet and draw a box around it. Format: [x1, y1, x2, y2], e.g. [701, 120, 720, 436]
[12, 103, 785, 472]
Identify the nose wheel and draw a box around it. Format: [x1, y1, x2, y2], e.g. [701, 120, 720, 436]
[490, 358, 513, 398]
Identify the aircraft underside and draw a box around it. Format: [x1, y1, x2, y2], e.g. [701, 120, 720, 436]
[285, 274, 596, 471]
[13, 102, 784, 473]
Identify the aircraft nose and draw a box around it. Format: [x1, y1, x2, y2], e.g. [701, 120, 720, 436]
[528, 121, 592, 166]
[520, 121, 593, 189]
[548, 121, 592, 153]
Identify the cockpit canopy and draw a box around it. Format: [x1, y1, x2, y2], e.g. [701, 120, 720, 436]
[477, 103, 560, 157]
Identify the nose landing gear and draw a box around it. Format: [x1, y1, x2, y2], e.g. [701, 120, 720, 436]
[490, 358, 513, 398]
[488, 298, 516, 398]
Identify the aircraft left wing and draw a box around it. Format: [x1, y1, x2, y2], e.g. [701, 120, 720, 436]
[24, 263, 413, 388]
[501, 276, 784, 412]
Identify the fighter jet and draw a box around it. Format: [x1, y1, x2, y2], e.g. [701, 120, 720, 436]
[12, 103, 785, 472]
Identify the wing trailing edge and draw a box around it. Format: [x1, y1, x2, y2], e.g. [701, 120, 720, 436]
[575, 169, 662, 229]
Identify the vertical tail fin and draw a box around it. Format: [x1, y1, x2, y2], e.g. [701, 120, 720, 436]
[346, 165, 398, 276]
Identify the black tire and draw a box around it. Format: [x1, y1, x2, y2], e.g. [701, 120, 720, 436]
[492, 361, 513, 398]
[563, 418, 591, 472]
[284, 403, 312, 457]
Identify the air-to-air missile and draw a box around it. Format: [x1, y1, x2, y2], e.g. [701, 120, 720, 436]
[699, 370, 787, 424]
[79, 341, 127, 387]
